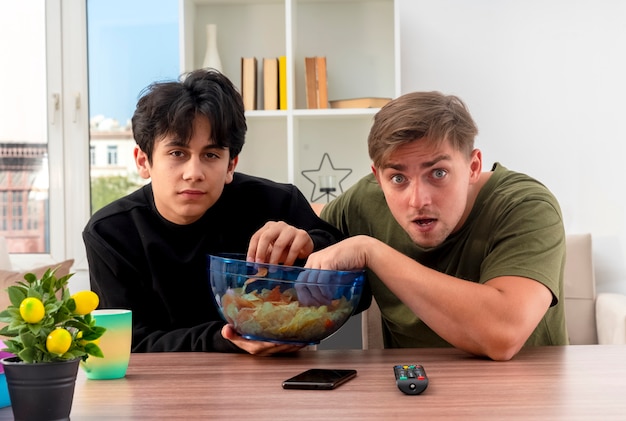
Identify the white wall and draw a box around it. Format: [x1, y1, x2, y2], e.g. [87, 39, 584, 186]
[399, 0, 626, 295]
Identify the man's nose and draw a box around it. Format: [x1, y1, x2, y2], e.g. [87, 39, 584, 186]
[408, 182, 431, 209]
[182, 157, 205, 181]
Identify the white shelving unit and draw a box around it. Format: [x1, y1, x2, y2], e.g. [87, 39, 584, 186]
[180, 0, 399, 203]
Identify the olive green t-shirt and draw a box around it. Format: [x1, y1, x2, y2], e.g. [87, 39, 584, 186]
[321, 163, 568, 348]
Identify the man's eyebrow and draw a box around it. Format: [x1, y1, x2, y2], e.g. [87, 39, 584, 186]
[162, 137, 187, 147]
[202, 143, 227, 151]
[421, 154, 452, 168]
[382, 162, 407, 171]
[161, 139, 225, 150]
[383, 154, 452, 171]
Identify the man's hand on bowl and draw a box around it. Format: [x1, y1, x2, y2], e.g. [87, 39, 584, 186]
[295, 269, 337, 306]
[221, 325, 305, 356]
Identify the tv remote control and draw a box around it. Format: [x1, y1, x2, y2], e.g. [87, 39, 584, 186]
[393, 364, 428, 395]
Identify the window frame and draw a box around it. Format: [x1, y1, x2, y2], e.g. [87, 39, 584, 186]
[10, 0, 90, 276]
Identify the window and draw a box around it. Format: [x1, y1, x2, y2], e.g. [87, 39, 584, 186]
[0, 3, 49, 254]
[106, 145, 118, 166]
[0, 0, 178, 273]
[87, 0, 179, 214]
[0, 0, 90, 272]
[0, 192, 6, 231]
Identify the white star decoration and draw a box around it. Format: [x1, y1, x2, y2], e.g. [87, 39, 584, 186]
[301, 153, 352, 202]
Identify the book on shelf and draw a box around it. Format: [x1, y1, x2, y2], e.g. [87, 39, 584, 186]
[315, 56, 328, 109]
[304, 56, 329, 109]
[263, 57, 279, 110]
[279, 55, 287, 110]
[329, 97, 392, 109]
[304, 57, 318, 109]
[241, 57, 258, 111]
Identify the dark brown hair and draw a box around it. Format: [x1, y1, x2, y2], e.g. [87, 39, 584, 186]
[131, 69, 247, 164]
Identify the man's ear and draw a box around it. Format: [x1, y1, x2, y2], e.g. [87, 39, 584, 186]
[469, 149, 482, 182]
[371, 165, 381, 184]
[134, 146, 151, 180]
[225, 155, 239, 184]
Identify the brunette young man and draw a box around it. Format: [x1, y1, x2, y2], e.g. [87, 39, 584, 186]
[83, 69, 345, 355]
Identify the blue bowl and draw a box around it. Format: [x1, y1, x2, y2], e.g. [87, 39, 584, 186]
[208, 253, 366, 345]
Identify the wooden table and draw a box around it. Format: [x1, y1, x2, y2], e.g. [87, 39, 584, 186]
[1, 345, 624, 420]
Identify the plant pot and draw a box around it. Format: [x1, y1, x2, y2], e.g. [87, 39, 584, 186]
[1, 356, 80, 421]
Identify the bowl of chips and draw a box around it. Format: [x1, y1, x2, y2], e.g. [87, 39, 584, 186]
[208, 254, 366, 345]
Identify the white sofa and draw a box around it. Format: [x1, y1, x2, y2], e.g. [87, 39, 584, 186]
[563, 233, 626, 345]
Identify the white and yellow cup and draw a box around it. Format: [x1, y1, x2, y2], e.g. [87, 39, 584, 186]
[81, 309, 132, 380]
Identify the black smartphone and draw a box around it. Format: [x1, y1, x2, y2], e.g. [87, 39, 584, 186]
[282, 369, 357, 390]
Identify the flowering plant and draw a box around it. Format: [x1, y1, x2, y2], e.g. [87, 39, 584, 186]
[0, 267, 105, 363]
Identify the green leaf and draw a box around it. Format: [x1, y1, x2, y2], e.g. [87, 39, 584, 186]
[91, 326, 106, 337]
[27, 322, 44, 336]
[7, 286, 27, 307]
[45, 299, 62, 311]
[64, 348, 86, 359]
[27, 288, 43, 301]
[58, 273, 74, 285]
[66, 298, 77, 313]
[0, 311, 14, 323]
[18, 347, 36, 364]
[3, 340, 22, 354]
[85, 342, 105, 358]
[33, 342, 47, 353]
[23, 272, 37, 284]
[81, 326, 106, 341]
[19, 331, 37, 348]
[7, 319, 26, 332]
[64, 319, 90, 331]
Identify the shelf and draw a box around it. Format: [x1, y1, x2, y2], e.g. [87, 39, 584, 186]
[293, 0, 395, 109]
[180, 0, 286, 78]
[291, 108, 379, 118]
[180, 0, 398, 194]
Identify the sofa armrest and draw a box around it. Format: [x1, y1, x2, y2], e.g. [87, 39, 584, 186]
[596, 292, 626, 344]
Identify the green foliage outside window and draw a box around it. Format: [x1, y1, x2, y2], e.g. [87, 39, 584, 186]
[90, 176, 141, 214]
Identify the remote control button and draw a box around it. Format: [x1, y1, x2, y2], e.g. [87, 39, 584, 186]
[394, 364, 428, 395]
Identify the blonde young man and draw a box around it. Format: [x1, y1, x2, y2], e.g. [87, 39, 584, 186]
[303, 92, 568, 361]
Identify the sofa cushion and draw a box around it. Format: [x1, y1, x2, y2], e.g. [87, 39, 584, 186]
[0, 259, 75, 318]
[596, 292, 626, 345]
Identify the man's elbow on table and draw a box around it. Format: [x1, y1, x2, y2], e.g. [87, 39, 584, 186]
[461, 322, 528, 361]
[483, 341, 524, 362]
[478, 322, 537, 361]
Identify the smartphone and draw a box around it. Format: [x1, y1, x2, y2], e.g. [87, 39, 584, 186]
[282, 369, 357, 390]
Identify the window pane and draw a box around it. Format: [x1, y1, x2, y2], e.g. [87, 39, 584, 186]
[0, 1, 49, 253]
[87, 0, 179, 214]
